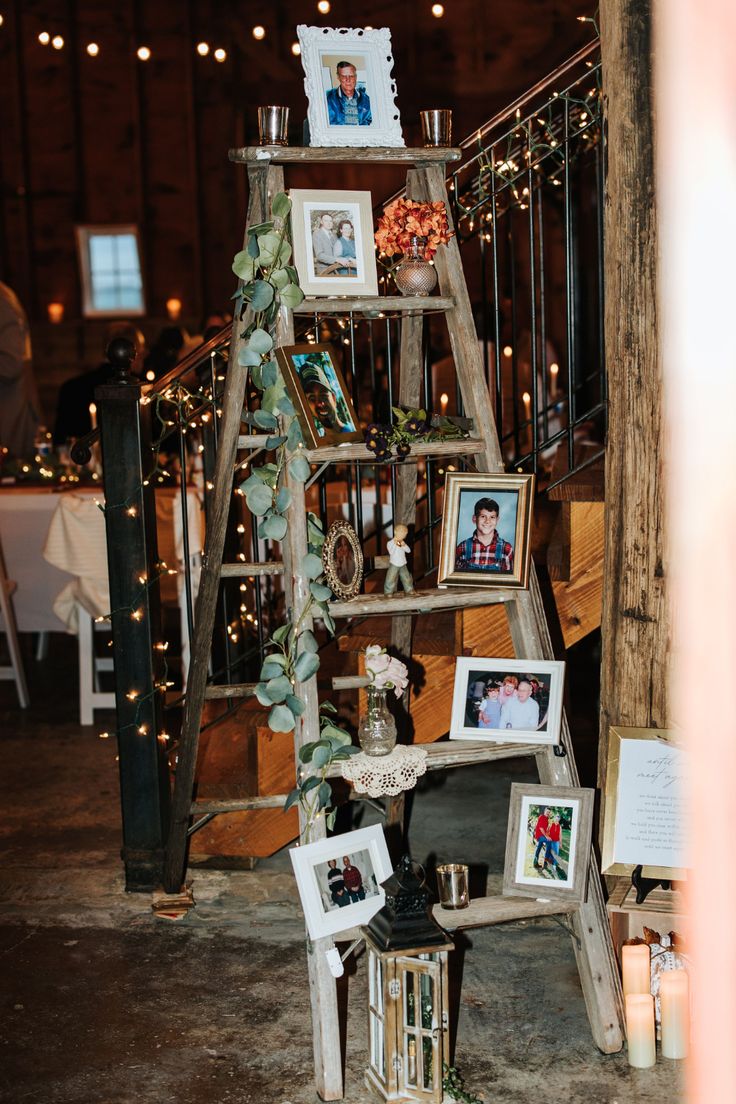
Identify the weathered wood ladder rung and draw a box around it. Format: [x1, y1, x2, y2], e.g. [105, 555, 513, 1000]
[163, 144, 624, 1102]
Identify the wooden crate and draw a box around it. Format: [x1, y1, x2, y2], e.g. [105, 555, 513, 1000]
[606, 877, 687, 964]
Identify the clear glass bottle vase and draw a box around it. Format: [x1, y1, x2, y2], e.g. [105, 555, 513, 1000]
[358, 686, 397, 757]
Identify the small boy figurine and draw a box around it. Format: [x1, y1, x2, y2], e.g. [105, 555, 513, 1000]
[384, 523, 415, 595]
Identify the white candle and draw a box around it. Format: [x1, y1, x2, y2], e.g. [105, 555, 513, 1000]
[622, 943, 651, 997]
[89, 402, 97, 431]
[626, 993, 656, 1068]
[660, 969, 689, 1059]
[440, 392, 449, 415]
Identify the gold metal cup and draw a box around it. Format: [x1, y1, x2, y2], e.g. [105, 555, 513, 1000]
[436, 863, 470, 909]
[420, 108, 452, 147]
[258, 105, 290, 146]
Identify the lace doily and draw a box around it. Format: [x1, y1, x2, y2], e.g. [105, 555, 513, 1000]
[340, 745, 428, 798]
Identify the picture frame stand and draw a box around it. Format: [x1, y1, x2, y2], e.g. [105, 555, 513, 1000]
[631, 864, 673, 906]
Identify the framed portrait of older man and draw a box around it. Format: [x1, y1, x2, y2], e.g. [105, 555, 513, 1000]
[437, 471, 536, 589]
[290, 189, 378, 297]
[297, 25, 404, 148]
[276, 343, 362, 449]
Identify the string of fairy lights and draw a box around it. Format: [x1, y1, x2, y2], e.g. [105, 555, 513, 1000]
[0, 3, 448, 63]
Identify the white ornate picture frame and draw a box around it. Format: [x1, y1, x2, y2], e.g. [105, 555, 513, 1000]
[289, 825, 392, 940]
[297, 25, 404, 148]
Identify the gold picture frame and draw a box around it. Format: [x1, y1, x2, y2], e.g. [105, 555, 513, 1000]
[600, 726, 687, 880]
[437, 472, 535, 589]
[276, 343, 362, 450]
[322, 520, 363, 600]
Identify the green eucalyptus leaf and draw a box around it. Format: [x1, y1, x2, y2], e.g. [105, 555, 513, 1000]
[312, 744, 332, 770]
[251, 364, 264, 390]
[262, 383, 286, 412]
[320, 605, 336, 634]
[270, 267, 290, 290]
[294, 650, 320, 682]
[280, 282, 305, 309]
[319, 700, 337, 714]
[275, 486, 292, 513]
[277, 395, 296, 416]
[250, 280, 275, 311]
[289, 454, 311, 483]
[307, 515, 326, 547]
[286, 694, 306, 717]
[299, 629, 319, 653]
[271, 192, 292, 218]
[255, 681, 274, 707]
[249, 328, 274, 355]
[263, 651, 287, 667]
[272, 624, 291, 645]
[238, 345, 262, 367]
[260, 660, 285, 681]
[266, 674, 292, 703]
[266, 434, 287, 449]
[285, 265, 300, 283]
[301, 774, 321, 793]
[335, 745, 362, 759]
[260, 513, 288, 541]
[298, 742, 317, 763]
[245, 482, 274, 516]
[232, 251, 256, 281]
[284, 787, 300, 812]
[317, 781, 333, 809]
[322, 723, 351, 747]
[247, 234, 260, 259]
[309, 582, 332, 602]
[301, 552, 323, 580]
[257, 232, 282, 265]
[326, 808, 338, 830]
[252, 409, 278, 430]
[286, 419, 304, 451]
[261, 360, 278, 388]
[269, 703, 296, 732]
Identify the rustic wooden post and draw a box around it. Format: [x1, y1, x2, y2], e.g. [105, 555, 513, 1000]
[598, 0, 669, 791]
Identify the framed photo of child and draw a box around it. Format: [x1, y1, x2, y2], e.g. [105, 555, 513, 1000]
[437, 472, 535, 589]
[449, 656, 565, 746]
[503, 783, 594, 904]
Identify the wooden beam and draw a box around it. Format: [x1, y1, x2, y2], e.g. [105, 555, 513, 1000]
[598, 1, 669, 792]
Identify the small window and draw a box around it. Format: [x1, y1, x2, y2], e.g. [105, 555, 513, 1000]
[76, 225, 145, 317]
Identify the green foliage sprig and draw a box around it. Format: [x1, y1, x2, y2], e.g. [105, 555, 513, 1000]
[365, 406, 470, 462]
[443, 1063, 484, 1104]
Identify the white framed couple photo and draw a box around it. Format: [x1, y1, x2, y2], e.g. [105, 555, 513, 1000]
[289, 189, 378, 297]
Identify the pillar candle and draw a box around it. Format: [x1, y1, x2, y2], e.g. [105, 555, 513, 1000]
[622, 943, 651, 996]
[660, 970, 689, 1059]
[89, 403, 97, 432]
[626, 993, 656, 1068]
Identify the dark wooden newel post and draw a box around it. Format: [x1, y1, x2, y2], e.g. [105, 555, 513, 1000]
[598, 0, 670, 791]
[96, 339, 171, 891]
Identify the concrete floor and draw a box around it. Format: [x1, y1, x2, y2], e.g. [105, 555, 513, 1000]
[0, 635, 683, 1103]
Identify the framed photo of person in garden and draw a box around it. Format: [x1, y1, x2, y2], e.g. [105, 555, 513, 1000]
[290, 189, 379, 297]
[437, 471, 535, 589]
[503, 784, 594, 904]
[276, 342, 362, 449]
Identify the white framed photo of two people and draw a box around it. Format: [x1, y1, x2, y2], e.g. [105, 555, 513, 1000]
[437, 471, 535, 589]
[289, 825, 392, 940]
[450, 656, 565, 746]
[297, 25, 404, 147]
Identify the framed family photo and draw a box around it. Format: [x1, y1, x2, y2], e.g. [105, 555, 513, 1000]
[449, 656, 565, 746]
[503, 783, 594, 904]
[276, 342, 362, 449]
[297, 25, 404, 148]
[600, 726, 687, 880]
[437, 472, 535, 589]
[322, 520, 363, 600]
[289, 825, 392, 940]
[290, 189, 378, 297]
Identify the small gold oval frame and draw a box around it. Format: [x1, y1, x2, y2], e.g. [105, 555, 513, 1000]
[322, 520, 364, 600]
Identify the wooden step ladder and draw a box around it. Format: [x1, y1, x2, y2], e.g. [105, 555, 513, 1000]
[163, 146, 623, 1100]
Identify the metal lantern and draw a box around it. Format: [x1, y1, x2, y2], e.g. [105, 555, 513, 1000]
[363, 855, 454, 1103]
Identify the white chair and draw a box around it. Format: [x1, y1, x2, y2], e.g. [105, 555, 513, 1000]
[0, 533, 30, 708]
[77, 602, 115, 725]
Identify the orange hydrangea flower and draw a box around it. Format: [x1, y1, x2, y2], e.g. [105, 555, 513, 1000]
[375, 198, 453, 261]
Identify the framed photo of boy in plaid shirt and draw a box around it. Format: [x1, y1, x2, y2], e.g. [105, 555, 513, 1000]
[437, 471, 535, 589]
